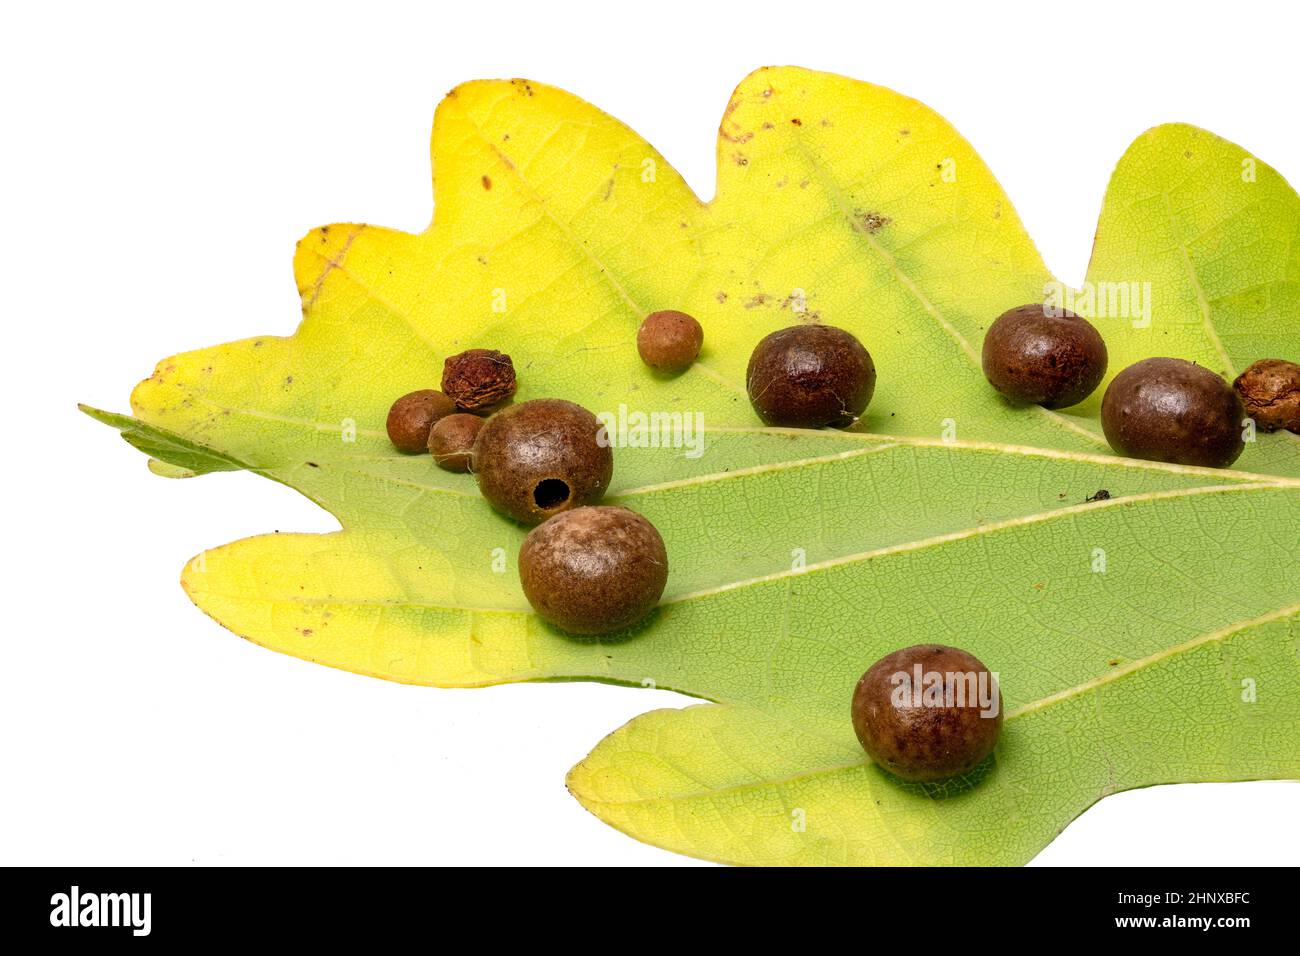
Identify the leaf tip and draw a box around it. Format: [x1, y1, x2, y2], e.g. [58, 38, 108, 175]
[79, 403, 122, 427]
[179, 552, 206, 596]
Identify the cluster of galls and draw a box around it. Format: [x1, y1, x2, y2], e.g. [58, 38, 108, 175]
[386, 337, 676, 638]
[735, 300, 1298, 467]
[383, 346, 516, 465]
[383, 299, 1296, 786]
[981, 304, 1300, 467]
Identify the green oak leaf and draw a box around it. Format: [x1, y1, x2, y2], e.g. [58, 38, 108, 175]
[85, 67, 1300, 865]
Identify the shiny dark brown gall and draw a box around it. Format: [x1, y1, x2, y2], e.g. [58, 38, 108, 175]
[981, 304, 1107, 409]
[1101, 357, 1245, 468]
[746, 324, 876, 428]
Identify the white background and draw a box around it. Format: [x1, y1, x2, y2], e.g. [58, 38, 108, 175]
[3, 0, 1296, 865]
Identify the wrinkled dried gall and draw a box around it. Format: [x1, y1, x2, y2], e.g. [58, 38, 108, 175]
[442, 348, 517, 413]
[1234, 358, 1300, 433]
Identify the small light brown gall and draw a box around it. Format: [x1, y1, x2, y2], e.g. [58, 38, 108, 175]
[637, 310, 703, 373]
[386, 389, 456, 453]
[428, 412, 483, 472]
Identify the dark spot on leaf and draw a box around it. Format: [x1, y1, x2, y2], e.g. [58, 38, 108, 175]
[306, 462, 319, 468]
[791, 117, 802, 126]
[854, 210, 892, 234]
[481, 175, 492, 190]
[716, 291, 728, 304]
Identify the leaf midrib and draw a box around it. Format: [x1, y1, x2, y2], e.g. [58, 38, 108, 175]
[187, 480, 1292, 618]
[89, 402, 1300, 517]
